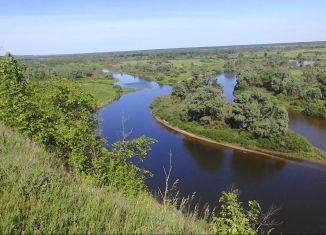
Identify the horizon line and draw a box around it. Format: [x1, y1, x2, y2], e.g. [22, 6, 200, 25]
[14, 40, 326, 58]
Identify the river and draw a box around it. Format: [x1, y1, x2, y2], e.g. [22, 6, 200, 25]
[98, 73, 326, 234]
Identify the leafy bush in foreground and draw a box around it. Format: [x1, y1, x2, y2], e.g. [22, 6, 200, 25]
[211, 189, 277, 235]
[0, 54, 154, 194]
[0, 123, 207, 234]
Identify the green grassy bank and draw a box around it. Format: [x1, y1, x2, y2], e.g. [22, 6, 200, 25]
[0, 123, 208, 234]
[151, 95, 326, 161]
[78, 76, 132, 107]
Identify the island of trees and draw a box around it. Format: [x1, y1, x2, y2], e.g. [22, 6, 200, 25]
[151, 76, 325, 160]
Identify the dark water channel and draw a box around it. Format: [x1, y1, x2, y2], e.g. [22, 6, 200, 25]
[98, 73, 326, 234]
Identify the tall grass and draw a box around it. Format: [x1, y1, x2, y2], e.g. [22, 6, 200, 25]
[0, 123, 208, 234]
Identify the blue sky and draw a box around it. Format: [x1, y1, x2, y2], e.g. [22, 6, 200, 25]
[0, 0, 325, 55]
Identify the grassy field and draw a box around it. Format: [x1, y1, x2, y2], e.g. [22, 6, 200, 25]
[111, 58, 225, 84]
[283, 48, 326, 59]
[0, 122, 208, 234]
[78, 76, 132, 107]
[151, 95, 326, 161]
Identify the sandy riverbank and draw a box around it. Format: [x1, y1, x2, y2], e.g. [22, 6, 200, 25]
[153, 114, 326, 166]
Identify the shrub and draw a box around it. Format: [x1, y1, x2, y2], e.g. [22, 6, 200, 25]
[182, 86, 226, 121]
[232, 91, 288, 138]
[0, 54, 155, 194]
[211, 189, 262, 235]
[303, 102, 326, 118]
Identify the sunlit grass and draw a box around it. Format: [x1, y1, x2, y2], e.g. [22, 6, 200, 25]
[78, 76, 132, 107]
[0, 123, 208, 234]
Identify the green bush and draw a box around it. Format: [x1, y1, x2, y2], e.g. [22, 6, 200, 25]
[171, 78, 226, 122]
[0, 54, 155, 194]
[182, 86, 226, 121]
[232, 91, 289, 138]
[257, 131, 313, 153]
[211, 189, 262, 235]
[303, 102, 326, 118]
[0, 123, 207, 234]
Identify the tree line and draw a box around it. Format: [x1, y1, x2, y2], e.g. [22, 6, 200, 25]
[172, 77, 289, 138]
[235, 63, 326, 118]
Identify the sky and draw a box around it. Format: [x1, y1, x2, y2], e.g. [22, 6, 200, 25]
[0, 0, 325, 55]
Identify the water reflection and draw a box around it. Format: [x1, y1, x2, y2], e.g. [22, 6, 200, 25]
[183, 138, 225, 172]
[231, 152, 285, 183]
[114, 72, 157, 89]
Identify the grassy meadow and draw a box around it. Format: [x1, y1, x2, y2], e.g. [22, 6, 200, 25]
[78, 76, 132, 107]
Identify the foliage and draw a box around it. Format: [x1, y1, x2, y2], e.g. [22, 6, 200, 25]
[0, 54, 98, 171]
[232, 91, 289, 138]
[210, 189, 261, 235]
[171, 78, 226, 122]
[316, 70, 326, 99]
[235, 67, 262, 89]
[151, 95, 325, 160]
[171, 81, 188, 99]
[0, 54, 155, 194]
[256, 130, 313, 153]
[223, 60, 236, 73]
[172, 77, 214, 99]
[182, 86, 226, 122]
[0, 123, 207, 234]
[235, 63, 326, 119]
[92, 136, 157, 194]
[303, 102, 326, 118]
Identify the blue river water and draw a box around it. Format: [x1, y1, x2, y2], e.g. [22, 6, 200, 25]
[98, 73, 326, 234]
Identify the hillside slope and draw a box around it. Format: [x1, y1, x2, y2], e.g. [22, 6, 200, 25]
[0, 123, 207, 234]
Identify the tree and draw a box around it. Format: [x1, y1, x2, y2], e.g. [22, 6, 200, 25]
[315, 69, 326, 99]
[281, 76, 301, 96]
[232, 91, 288, 138]
[182, 85, 226, 122]
[211, 189, 260, 234]
[92, 135, 156, 194]
[172, 77, 215, 100]
[210, 189, 279, 235]
[0, 54, 32, 129]
[297, 53, 304, 67]
[299, 87, 322, 101]
[171, 82, 187, 99]
[223, 60, 236, 73]
[0, 54, 157, 195]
